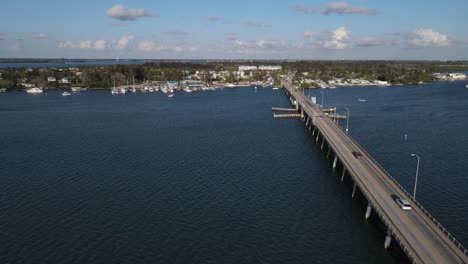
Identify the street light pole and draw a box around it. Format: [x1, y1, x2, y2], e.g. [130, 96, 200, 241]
[411, 154, 421, 199]
[345, 107, 349, 134]
[321, 90, 324, 108]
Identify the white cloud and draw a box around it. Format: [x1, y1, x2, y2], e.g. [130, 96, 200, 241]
[411, 28, 450, 47]
[136, 41, 167, 52]
[58, 40, 108, 50]
[116, 35, 134, 49]
[323, 27, 350, 49]
[322, 2, 379, 15]
[106, 4, 153, 21]
[290, 4, 317, 14]
[32, 33, 48, 39]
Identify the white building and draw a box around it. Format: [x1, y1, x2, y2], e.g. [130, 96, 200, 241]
[59, 77, 70, 84]
[239, 65, 258, 71]
[259, 65, 282, 71]
[47, 77, 56, 82]
[448, 73, 467, 79]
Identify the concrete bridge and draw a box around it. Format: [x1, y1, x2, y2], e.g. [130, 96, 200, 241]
[281, 79, 467, 264]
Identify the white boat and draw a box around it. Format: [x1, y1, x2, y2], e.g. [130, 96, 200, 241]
[465, 84, 468, 88]
[272, 87, 279, 90]
[168, 92, 174, 98]
[111, 88, 119, 95]
[120, 88, 127, 94]
[358, 98, 366, 102]
[184, 87, 192, 93]
[62, 92, 71, 96]
[26, 87, 44, 94]
[71, 87, 81, 92]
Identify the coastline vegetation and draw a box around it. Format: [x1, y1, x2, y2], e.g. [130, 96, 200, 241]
[0, 60, 467, 91]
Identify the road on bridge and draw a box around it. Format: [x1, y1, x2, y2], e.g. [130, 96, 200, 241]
[284, 81, 467, 264]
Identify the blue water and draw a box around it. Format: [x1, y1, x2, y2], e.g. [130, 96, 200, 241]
[1, 82, 467, 263]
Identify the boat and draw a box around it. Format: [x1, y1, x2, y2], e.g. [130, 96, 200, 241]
[358, 98, 366, 102]
[184, 87, 192, 93]
[111, 88, 119, 95]
[80, 87, 88, 92]
[62, 91, 71, 96]
[168, 92, 174, 98]
[71, 87, 81, 92]
[272, 87, 279, 90]
[0, 88, 7, 93]
[465, 84, 468, 88]
[26, 87, 44, 94]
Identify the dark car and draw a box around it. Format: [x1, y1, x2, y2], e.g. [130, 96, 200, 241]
[352, 151, 362, 159]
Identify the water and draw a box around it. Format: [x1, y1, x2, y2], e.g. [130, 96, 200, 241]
[1, 82, 467, 263]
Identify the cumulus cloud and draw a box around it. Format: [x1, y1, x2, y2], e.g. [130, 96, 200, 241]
[292, 2, 379, 16]
[116, 35, 134, 49]
[136, 41, 167, 52]
[411, 28, 450, 47]
[58, 40, 109, 50]
[106, 4, 153, 21]
[354, 37, 400, 47]
[323, 27, 350, 49]
[290, 4, 317, 14]
[246, 21, 272, 28]
[323, 2, 379, 15]
[303, 27, 351, 49]
[32, 33, 48, 39]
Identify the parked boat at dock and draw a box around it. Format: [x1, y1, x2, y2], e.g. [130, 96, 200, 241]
[26, 87, 44, 94]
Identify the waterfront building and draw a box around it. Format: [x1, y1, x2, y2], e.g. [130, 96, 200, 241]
[239, 65, 258, 71]
[259, 65, 282, 71]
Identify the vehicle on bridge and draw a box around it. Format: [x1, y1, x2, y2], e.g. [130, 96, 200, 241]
[396, 198, 412, 210]
[351, 151, 362, 159]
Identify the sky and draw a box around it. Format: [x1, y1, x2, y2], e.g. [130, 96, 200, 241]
[0, 0, 467, 60]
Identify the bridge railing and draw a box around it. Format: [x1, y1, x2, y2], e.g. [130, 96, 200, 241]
[285, 82, 468, 257]
[324, 107, 468, 257]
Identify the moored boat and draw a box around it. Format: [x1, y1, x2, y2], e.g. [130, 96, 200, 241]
[62, 91, 71, 96]
[26, 87, 44, 94]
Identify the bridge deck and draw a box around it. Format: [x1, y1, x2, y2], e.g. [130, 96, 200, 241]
[283, 82, 467, 264]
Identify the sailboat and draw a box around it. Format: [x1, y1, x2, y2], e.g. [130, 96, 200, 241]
[111, 76, 119, 94]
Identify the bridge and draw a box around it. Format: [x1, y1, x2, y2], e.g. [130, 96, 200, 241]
[280, 78, 468, 264]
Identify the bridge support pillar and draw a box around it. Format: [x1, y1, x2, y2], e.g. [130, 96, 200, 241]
[308, 123, 312, 131]
[327, 146, 331, 158]
[312, 127, 316, 136]
[333, 156, 338, 169]
[365, 203, 372, 219]
[351, 182, 357, 198]
[306, 116, 310, 126]
[341, 169, 346, 182]
[321, 137, 325, 150]
[384, 230, 392, 249]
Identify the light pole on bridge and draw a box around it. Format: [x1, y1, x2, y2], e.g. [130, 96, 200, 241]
[411, 154, 421, 199]
[345, 107, 350, 134]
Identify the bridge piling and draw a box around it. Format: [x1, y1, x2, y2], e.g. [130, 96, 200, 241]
[321, 137, 325, 150]
[384, 230, 392, 249]
[333, 156, 338, 169]
[327, 146, 331, 158]
[341, 168, 346, 182]
[365, 203, 372, 219]
[316, 132, 320, 143]
[352, 182, 357, 198]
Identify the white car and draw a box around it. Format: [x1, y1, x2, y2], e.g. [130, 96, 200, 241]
[396, 198, 412, 210]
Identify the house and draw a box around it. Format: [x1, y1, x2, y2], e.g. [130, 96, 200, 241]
[259, 65, 282, 71]
[47, 77, 56, 82]
[59, 77, 70, 84]
[239, 65, 258, 71]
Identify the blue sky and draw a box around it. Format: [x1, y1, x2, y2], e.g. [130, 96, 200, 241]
[0, 0, 467, 59]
